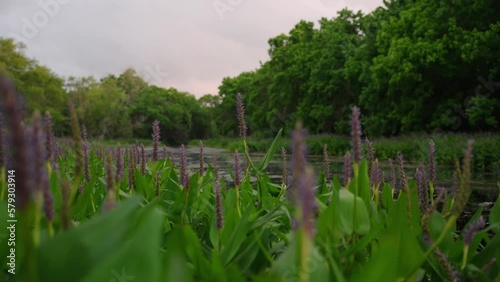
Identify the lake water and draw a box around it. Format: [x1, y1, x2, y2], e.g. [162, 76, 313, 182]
[162, 146, 499, 227]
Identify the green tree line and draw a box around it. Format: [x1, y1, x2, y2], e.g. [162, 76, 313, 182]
[214, 0, 500, 137]
[0, 38, 219, 144]
[2, 0, 500, 143]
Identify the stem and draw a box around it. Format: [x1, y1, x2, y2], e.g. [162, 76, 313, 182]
[352, 164, 359, 233]
[298, 228, 312, 282]
[405, 214, 458, 281]
[48, 222, 54, 238]
[235, 186, 242, 218]
[242, 140, 257, 174]
[181, 188, 190, 225]
[243, 139, 263, 207]
[461, 245, 469, 270]
[218, 229, 222, 253]
[254, 231, 274, 264]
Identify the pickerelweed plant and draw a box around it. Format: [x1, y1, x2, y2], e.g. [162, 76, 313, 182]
[0, 76, 499, 281]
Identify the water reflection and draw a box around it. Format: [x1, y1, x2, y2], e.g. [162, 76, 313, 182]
[165, 145, 498, 227]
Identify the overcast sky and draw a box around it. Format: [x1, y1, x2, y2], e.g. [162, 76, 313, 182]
[1, 0, 382, 97]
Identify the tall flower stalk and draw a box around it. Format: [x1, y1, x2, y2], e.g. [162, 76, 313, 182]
[199, 141, 204, 177]
[291, 123, 315, 282]
[428, 140, 436, 203]
[115, 144, 123, 183]
[104, 150, 116, 212]
[236, 93, 247, 141]
[180, 145, 188, 189]
[152, 120, 160, 162]
[82, 126, 90, 183]
[370, 159, 381, 204]
[415, 165, 428, 215]
[350, 106, 362, 164]
[281, 147, 287, 186]
[397, 151, 411, 225]
[212, 155, 224, 251]
[44, 112, 53, 163]
[366, 137, 374, 176]
[462, 216, 485, 269]
[215, 166, 224, 230]
[128, 145, 136, 191]
[397, 151, 407, 189]
[388, 158, 396, 189]
[32, 112, 54, 241]
[236, 93, 256, 174]
[452, 140, 473, 217]
[68, 100, 85, 192]
[292, 123, 307, 187]
[407, 140, 475, 280]
[0, 76, 32, 210]
[323, 144, 330, 182]
[140, 143, 146, 175]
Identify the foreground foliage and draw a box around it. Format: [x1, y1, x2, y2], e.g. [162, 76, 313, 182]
[0, 76, 498, 281]
[0, 131, 499, 281]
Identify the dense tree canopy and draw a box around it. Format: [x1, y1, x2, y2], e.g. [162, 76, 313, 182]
[0, 37, 216, 143]
[1, 0, 499, 142]
[214, 0, 500, 137]
[0, 39, 69, 134]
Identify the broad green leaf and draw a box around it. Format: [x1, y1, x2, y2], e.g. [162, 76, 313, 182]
[351, 192, 424, 282]
[220, 210, 251, 265]
[162, 228, 193, 282]
[332, 174, 342, 192]
[381, 183, 394, 211]
[355, 160, 371, 211]
[181, 226, 213, 279]
[428, 210, 454, 253]
[35, 197, 142, 282]
[81, 201, 163, 282]
[316, 198, 341, 244]
[338, 189, 370, 235]
[256, 128, 283, 172]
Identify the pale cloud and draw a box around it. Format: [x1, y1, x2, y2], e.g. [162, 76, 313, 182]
[0, 0, 382, 97]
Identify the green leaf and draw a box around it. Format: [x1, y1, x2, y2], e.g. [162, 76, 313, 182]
[72, 177, 100, 221]
[338, 189, 370, 235]
[489, 189, 500, 234]
[381, 183, 394, 211]
[428, 210, 454, 253]
[181, 226, 213, 278]
[256, 128, 283, 172]
[162, 228, 193, 282]
[316, 196, 341, 244]
[355, 160, 371, 211]
[220, 210, 251, 266]
[35, 197, 143, 281]
[81, 201, 163, 282]
[351, 192, 424, 282]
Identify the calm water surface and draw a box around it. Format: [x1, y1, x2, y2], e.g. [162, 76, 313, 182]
[161, 146, 498, 226]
